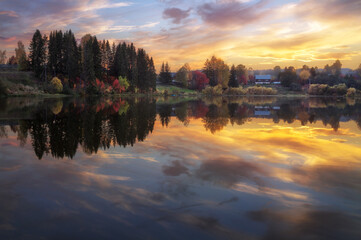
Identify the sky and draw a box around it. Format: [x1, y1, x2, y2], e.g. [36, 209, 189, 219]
[1, 0, 361, 71]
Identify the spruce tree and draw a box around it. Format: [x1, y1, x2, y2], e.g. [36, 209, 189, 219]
[92, 36, 102, 80]
[29, 29, 47, 78]
[83, 38, 95, 84]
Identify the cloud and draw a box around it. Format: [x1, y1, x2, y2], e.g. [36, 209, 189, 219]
[163, 7, 191, 24]
[0, 11, 19, 18]
[162, 160, 189, 176]
[297, 0, 361, 24]
[314, 52, 360, 60]
[197, 0, 270, 28]
[195, 158, 267, 187]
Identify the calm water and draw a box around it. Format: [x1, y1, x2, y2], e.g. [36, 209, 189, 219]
[0, 96, 361, 240]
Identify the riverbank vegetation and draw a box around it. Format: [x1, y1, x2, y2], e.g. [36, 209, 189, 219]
[1, 29, 156, 96]
[2, 29, 361, 97]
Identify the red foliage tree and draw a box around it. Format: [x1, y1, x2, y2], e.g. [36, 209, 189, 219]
[192, 71, 209, 91]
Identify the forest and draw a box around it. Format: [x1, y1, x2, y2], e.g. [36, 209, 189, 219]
[3, 29, 156, 95]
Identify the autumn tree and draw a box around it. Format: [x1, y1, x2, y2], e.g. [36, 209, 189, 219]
[176, 63, 191, 87]
[236, 64, 248, 85]
[299, 69, 311, 85]
[0, 50, 6, 64]
[331, 60, 342, 76]
[203, 56, 229, 88]
[7, 56, 17, 65]
[15, 41, 28, 71]
[191, 70, 209, 91]
[29, 29, 47, 78]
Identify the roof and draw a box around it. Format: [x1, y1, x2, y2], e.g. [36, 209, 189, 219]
[255, 75, 271, 80]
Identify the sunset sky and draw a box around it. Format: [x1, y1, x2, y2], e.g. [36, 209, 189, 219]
[1, 0, 361, 71]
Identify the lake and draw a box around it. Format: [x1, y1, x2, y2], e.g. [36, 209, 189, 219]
[0, 96, 361, 239]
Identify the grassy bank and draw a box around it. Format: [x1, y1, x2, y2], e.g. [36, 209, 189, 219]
[0, 71, 45, 96]
[1, 70, 360, 99]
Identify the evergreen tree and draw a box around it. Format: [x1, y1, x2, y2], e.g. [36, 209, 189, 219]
[159, 61, 172, 84]
[147, 57, 157, 91]
[92, 36, 102, 80]
[29, 29, 47, 78]
[105, 40, 112, 78]
[137, 48, 148, 92]
[48, 30, 64, 76]
[83, 38, 95, 84]
[228, 64, 238, 87]
[63, 30, 80, 86]
[127, 43, 138, 90]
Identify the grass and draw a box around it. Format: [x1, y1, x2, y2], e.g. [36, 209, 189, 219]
[156, 85, 198, 94]
[0, 71, 38, 87]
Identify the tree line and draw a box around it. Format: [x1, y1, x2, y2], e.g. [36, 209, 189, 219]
[159, 56, 361, 91]
[6, 29, 156, 94]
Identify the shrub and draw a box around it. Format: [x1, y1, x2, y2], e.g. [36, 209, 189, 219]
[49, 77, 63, 93]
[224, 87, 245, 95]
[118, 76, 129, 92]
[202, 85, 223, 95]
[346, 87, 356, 97]
[246, 86, 277, 95]
[332, 84, 347, 95]
[309, 84, 348, 96]
[308, 84, 328, 95]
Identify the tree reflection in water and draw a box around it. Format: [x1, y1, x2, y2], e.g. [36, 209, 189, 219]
[0, 96, 361, 159]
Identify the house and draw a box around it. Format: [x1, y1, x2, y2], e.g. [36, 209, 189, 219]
[255, 75, 271, 84]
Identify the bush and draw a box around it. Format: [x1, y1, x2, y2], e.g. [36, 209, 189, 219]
[346, 87, 356, 97]
[49, 77, 63, 93]
[246, 86, 277, 95]
[118, 76, 129, 91]
[223, 87, 245, 95]
[332, 84, 347, 95]
[309, 84, 348, 96]
[308, 84, 328, 95]
[202, 85, 223, 95]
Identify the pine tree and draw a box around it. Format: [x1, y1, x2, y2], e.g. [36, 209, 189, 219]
[165, 62, 172, 84]
[29, 29, 47, 78]
[147, 57, 156, 91]
[159, 62, 172, 84]
[92, 36, 102, 80]
[137, 48, 148, 92]
[63, 30, 80, 86]
[83, 38, 95, 84]
[127, 43, 137, 90]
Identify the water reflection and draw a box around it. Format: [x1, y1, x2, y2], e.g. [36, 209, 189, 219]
[1, 97, 361, 159]
[0, 96, 361, 239]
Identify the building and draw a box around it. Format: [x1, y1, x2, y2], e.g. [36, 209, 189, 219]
[255, 75, 271, 84]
